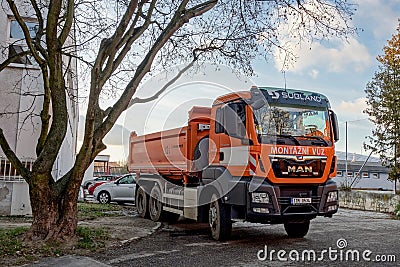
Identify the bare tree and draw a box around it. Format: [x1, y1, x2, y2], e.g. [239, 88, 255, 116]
[0, 0, 356, 242]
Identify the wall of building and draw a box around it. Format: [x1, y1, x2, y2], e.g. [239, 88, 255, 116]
[333, 175, 395, 191]
[334, 151, 394, 191]
[0, 2, 78, 182]
[0, 181, 31, 216]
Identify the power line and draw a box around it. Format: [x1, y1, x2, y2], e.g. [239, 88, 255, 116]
[338, 118, 369, 125]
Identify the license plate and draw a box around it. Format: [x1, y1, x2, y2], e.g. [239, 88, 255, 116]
[291, 197, 311, 205]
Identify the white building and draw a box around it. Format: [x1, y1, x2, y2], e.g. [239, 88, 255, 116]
[333, 151, 399, 192]
[0, 3, 78, 214]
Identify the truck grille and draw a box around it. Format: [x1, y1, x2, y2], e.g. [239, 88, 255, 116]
[269, 155, 327, 178]
[278, 186, 321, 214]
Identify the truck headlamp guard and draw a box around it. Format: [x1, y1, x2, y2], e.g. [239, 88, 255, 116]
[327, 191, 338, 202]
[252, 192, 270, 204]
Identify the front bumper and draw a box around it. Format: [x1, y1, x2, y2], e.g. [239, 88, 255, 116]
[228, 178, 338, 224]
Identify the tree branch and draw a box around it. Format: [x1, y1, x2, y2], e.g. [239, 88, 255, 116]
[104, 0, 158, 82]
[127, 57, 197, 108]
[36, 67, 51, 156]
[94, 0, 218, 144]
[0, 50, 30, 72]
[59, 0, 75, 45]
[29, 0, 48, 60]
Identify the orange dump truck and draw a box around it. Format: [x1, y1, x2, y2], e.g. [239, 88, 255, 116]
[128, 86, 339, 240]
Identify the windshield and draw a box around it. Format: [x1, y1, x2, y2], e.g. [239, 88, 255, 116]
[253, 105, 332, 146]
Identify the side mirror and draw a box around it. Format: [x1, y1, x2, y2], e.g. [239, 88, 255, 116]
[329, 110, 339, 142]
[249, 86, 267, 110]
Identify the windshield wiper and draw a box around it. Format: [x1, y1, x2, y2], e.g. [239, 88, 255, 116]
[298, 135, 329, 146]
[275, 134, 301, 145]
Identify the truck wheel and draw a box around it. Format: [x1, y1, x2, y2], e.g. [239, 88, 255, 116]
[136, 187, 149, 218]
[149, 185, 164, 221]
[209, 193, 232, 241]
[284, 221, 310, 238]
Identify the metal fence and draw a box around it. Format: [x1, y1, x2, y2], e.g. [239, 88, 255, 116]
[0, 156, 34, 181]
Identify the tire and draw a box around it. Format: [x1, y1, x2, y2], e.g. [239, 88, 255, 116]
[284, 221, 310, 238]
[209, 193, 232, 241]
[136, 186, 149, 218]
[149, 185, 165, 221]
[98, 191, 111, 204]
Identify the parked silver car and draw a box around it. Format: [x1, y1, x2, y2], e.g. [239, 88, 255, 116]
[93, 173, 136, 204]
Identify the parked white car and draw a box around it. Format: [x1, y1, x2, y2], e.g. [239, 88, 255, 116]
[93, 173, 136, 204]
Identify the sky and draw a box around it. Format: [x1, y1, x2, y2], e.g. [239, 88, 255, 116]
[78, 0, 400, 162]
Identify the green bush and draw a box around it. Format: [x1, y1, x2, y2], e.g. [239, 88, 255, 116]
[395, 201, 400, 219]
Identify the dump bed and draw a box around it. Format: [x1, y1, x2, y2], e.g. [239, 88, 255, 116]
[128, 106, 211, 180]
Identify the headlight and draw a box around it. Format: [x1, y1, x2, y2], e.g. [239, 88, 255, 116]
[327, 191, 338, 202]
[252, 192, 270, 204]
[327, 205, 338, 212]
[253, 208, 270, 213]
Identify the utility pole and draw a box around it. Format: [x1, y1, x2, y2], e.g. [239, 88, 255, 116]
[345, 121, 348, 187]
[392, 54, 398, 194]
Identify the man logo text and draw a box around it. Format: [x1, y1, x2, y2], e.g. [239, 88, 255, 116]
[288, 166, 313, 173]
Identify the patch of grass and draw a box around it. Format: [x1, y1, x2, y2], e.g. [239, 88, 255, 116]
[0, 227, 27, 257]
[339, 183, 352, 191]
[395, 201, 400, 219]
[0, 215, 32, 223]
[78, 202, 125, 220]
[77, 226, 109, 251]
[0, 225, 111, 266]
[0, 203, 125, 265]
[39, 240, 63, 256]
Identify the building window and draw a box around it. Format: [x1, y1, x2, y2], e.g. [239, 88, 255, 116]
[362, 172, 369, 178]
[336, 170, 343, 177]
[372, 173, 379, 179]
[346, 172, 353, 177]
[10, 20, 38, 39]
[354, 172, 360, 178]
[7, 18, 39, 65]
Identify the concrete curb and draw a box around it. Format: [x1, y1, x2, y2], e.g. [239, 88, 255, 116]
[28, 255, 110, 267]
[120, 222, 162, 245]
[27, 217, 162, 266]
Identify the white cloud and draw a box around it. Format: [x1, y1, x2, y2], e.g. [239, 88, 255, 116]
[335, 97, 368, 116]
[272, 0, 373, 74]
[308, 69, 319, 79]
[274, 37, 372, 74]
[354, 0, 399, 39]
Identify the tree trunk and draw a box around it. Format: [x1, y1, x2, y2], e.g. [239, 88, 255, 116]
[25, 173, 79, 242]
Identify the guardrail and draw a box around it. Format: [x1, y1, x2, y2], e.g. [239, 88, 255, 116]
[0, 156, 34, 181]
